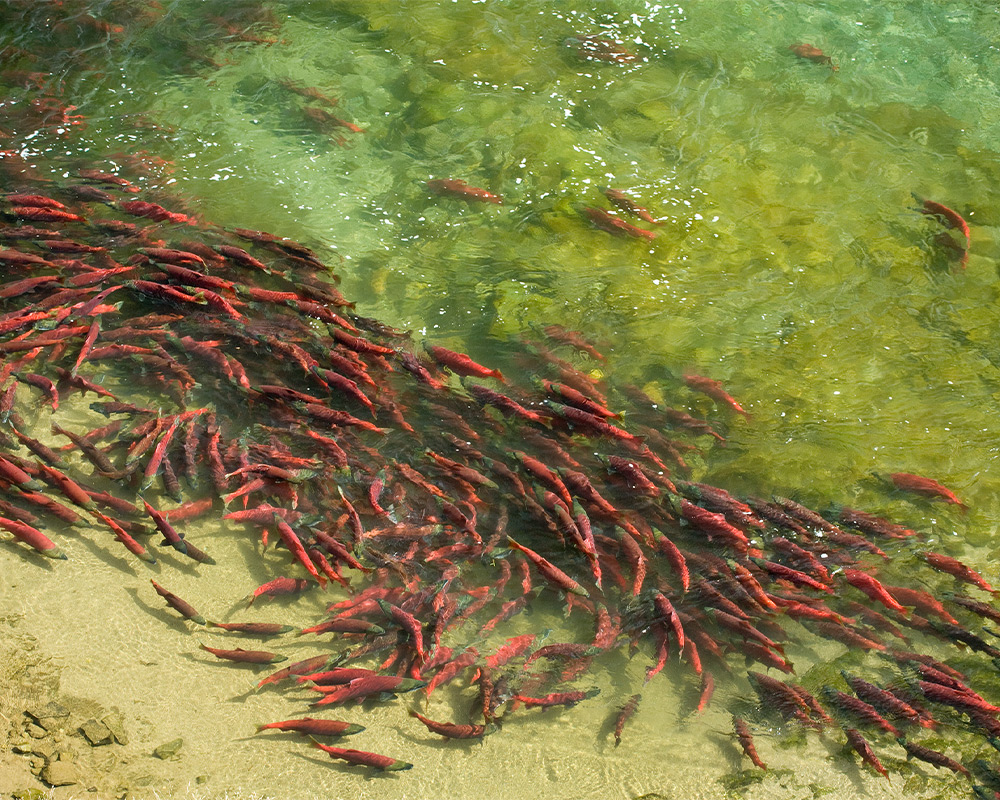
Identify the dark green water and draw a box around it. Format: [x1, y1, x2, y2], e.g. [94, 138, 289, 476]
[2, 1, 1000, 797]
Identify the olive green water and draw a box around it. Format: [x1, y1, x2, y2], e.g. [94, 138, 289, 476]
[2, 0, 1000, 798]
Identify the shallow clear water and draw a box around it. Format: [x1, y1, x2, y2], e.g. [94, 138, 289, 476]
[2, 1, 1000, 798]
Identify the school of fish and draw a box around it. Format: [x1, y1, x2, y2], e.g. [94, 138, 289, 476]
[0, 1, 992, 797]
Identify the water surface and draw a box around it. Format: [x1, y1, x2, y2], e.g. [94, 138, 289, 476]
[2, 1, 999, 798]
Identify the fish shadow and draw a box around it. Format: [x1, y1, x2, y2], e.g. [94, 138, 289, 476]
[817, 735, 871, 792]
[294, 752, 410, 777]
[224, 685, 260, 703]
[152, 546, 204, 576]
[594, 705, 628, 751]
[1, 541, 60, 571]
[70, 528, 144, 575]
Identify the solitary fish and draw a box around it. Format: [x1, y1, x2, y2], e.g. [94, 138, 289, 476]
[789, 43, 837, 71]
[888, 472, 966, 510]
[914, 194, 970, 269]
[257, 718, 363, 737]
[582, 207, 655, 240]
[151, 579, 205, 625]
[199, 644, 286, 664]
[602, 189, 661, 225]
[207, 621, 294, 636]
[733, 716, 767, 770]
[310, 738, 412, 771]
[427, 179, 502, 204]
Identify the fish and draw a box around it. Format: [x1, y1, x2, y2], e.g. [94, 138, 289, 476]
[300, 105, 364, 134]
[540, 383, 617, 424]
[150, 579, 205, 624]
[310, 739, 412, 771]
[485, 634, 535, 669]
[750, 557, 831, 593]
[888, 472, 966, 509]
[207, 621, 294, 636]
[844, 728, 889, 780]
[0, 515, 66, 559]
[466, 383, 548, 424]
[914, 195, 970, 269]
[5, 193, 68, 210]
[732, 716, 767, 770]
[257, 718, 364, 736]
[377, 599, 427, 662]
[821, 688, 901, 737]
[426, 179, 502, 204]
[311, 675, 426, 706]
[425, 344, 504, 381]
[6, 105, 1000, 794]
[78, 168, 140, 191]
[571, 34, 637, 64]
[545, 401, 643, 443]
[613, 693, 642, 746]
[918, 680, 1000, 716]
[601, 189, 661, 225]
[789, 43, 838, 71]
[119, 199, 193, 225]
[838, 507, 916, 539]
[679, 500, 749, 553]
[8, 206, 84, 223]
[94, 511, 156, 564]
[682, 374, 751, 419]
[841, 569, 908, 614]
[507, 537, 589, 597]
[296, 668, 381, 686]
[883, 584, 958, 624]
[274, 517, 327, 588]
[0, 456, 44, 491]
[199, 644, 286, 664]
[515, 688, 600, 709]
[246, 577, 311, 606]
[256, 655, 331, 690]
[897, 739, 969, 777]
[748, 672, 811, 720]
[581, 207, 655, 240]
[840, 673, 926, 727]
[922, 552, 995, 594]
[409, 710, 487, 739]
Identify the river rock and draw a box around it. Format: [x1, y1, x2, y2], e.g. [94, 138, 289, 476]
[79, 718, 112, 746]
[12, 789, 47, 800]
[24, 701, 69, 731]
[41, 759, 78, 787]
[26, 701, 69, 719]
[102, 711, 128, 745]
[152, 737, 183, 760]
[30, 738, 55, 759]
